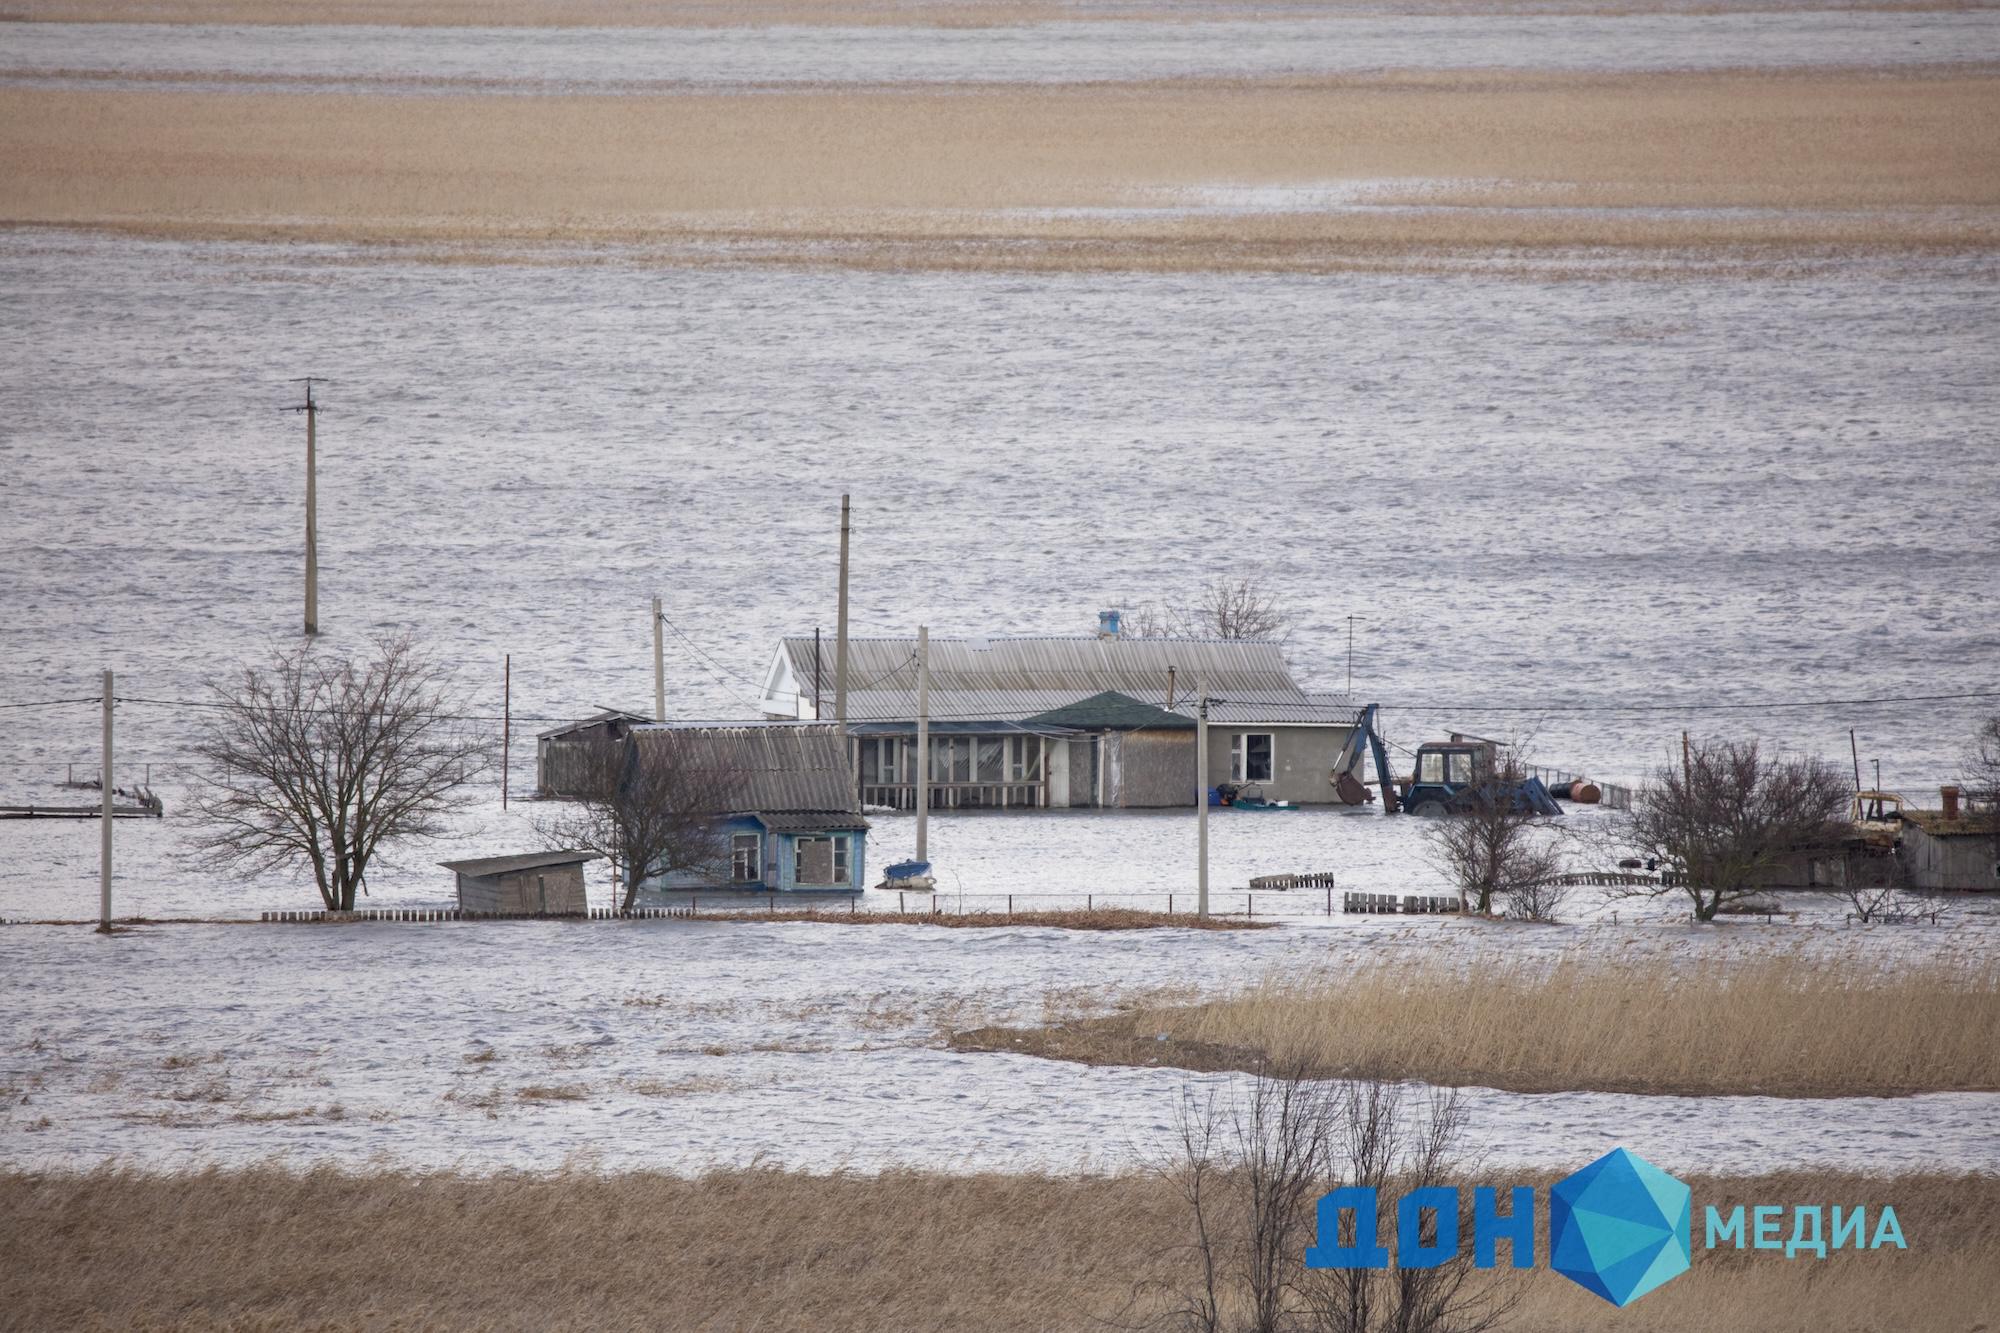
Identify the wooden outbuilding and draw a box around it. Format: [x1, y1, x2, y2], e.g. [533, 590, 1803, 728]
[1898, 808, 2000, 891]
[442, 849, 598, 915]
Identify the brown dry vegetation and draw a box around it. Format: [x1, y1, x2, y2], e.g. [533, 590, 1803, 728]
[16, 0, 1977, 27]
[0, 1165, 1993, 1331]
[951, 954, 2000, 1097]
[3, 70, 1996, 272]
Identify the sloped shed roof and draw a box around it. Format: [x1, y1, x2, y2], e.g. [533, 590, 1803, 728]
[770, 635, 1306, 723]
[631, 722, 861, 817]
[440, 849, 600, 877]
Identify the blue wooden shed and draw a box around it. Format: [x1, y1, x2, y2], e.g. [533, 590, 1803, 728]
[637, 722, 869, 893]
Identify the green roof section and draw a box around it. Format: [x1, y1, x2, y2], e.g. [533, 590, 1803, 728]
[1021, 690, 1195, 731]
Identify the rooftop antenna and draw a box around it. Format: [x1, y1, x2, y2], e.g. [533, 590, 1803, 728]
[284, 378, 331, 636]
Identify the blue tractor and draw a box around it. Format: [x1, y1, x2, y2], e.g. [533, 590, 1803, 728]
[1337, 708, 1562, 818]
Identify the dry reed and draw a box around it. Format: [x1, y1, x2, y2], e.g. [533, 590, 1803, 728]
[0, 1165, 1992, 1331]
[27, 0, 1966, 26]
[953, 953, 2000, 1096]
[4, 70, 1994, 272]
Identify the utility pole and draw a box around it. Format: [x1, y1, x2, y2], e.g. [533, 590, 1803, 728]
[835, 494, 851, 733]
[1681, 730, 1692, 787]
[99, 670, 113, 932]
[813, 627, 823, 720]
[1345, 614, 1367, 695]
[652, 595, 665, 722]
[916, 625, 930, 861]
[502, 654, 512, 810]
[286, 378, 326, 636]
[1164, 665, 1176, 709]
[1196, 679, 1210, 919]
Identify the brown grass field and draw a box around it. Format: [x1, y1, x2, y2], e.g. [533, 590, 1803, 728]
[13, 0, 1978, 27]
[1, 1165, 1993, 1330]
[4, 69, 1996, 271]
[951, 953, 2000, 1097]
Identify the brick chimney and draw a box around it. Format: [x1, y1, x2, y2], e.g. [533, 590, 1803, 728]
[1941, 785, 1961, 821]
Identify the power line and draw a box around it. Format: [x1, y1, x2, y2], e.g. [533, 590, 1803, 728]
[8, 682, 1992, 733]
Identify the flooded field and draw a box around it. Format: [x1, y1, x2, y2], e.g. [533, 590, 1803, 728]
[5, 11, 1996, 92]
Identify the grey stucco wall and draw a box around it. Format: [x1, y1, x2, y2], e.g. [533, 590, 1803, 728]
[1202, 726, 1357, 805]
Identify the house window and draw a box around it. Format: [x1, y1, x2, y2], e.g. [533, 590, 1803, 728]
[731, 833, 760, 883]
[860, 737, 902, 785]
[1231, 733, 1274, 784]
[932, 737, 972, 784]
[794, 834, 846, 886]
[1007, 735, 1042, 781]
[977, 737, 1005, 783]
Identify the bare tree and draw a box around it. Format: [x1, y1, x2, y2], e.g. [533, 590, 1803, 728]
[1191, 578, 1290, 642]
[1149, 1073, 1515, 1333]
[1127, 578, 1292, 643]
[1420, 751, 1567, 917]
[1612, 738, 1853, 923]
[190, 636, 490, 911]
[536, 733, 743, 912]
[1967, 715, 2000, 811]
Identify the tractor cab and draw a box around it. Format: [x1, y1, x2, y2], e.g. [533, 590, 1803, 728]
[1403, 741, 1497, 816]
[1401, 738, 1560, 818]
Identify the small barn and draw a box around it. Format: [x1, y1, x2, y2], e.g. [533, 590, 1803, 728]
[536, 709, 649, 797]
[1899, 807, 2000, 891]
[442, 850, 598, 916]
[635, 723, 871, 893]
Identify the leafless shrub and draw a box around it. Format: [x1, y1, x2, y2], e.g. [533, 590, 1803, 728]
[1420, 749, 1567, 917]
[1609, 738, 1852, 922]
[189, 636, 491, 912]
[1501, 877, 1570, 924]
[1154, 1073, 1514, 1333]
[535, 733, 744, 911]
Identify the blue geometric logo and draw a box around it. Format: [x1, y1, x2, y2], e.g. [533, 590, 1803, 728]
[1549, 1148, 1692, 1307]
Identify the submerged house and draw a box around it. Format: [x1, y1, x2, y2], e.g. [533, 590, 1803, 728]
[756, 628, 1364, 808]
[633, 722, 870, 893]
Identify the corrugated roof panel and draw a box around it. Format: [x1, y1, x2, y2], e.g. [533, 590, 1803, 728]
[781, 635, 1310, 723]
[630, 723, 858, 815]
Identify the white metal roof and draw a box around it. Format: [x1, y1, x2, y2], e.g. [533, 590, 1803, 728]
[761, 634, 1351, 726]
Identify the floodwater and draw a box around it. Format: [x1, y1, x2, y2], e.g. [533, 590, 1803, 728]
[4, 917, 1997, 1174]
[2, 231, 1994, 820]
[3, 11, 1997, 92]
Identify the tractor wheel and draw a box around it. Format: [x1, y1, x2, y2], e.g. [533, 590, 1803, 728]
[1411, 800, 1448, 818]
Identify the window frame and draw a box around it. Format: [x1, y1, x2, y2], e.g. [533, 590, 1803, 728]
[1231, 732, 1275, 784]
[730, 832, 761, 883]
[793, 833, 848, 887]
